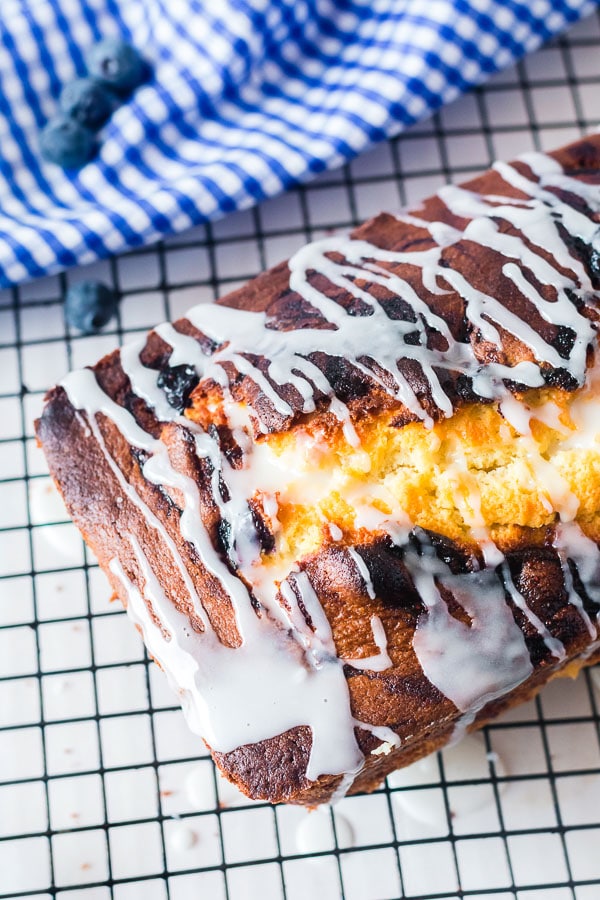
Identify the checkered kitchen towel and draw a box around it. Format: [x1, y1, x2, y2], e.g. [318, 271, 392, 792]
[0, 0, 598, 286]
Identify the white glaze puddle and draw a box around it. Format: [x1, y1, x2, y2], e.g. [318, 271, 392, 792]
[295, 808, 333, 854]
[184, 764, 214, 811]
[59, 148, 600, 798]
[393, 734, 506, 827]
[295, 808, 354, 854]
[168, 824, 197, 852]
[50, 677, 70, 696]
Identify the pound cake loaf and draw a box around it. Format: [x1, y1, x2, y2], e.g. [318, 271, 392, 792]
[37, 135, 600, 805]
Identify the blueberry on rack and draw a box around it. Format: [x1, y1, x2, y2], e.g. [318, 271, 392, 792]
[59, 77, 115, 130]
[86, 38, 147, 94]
[39, 117, 95, 169]
[64, 282, 118, 334]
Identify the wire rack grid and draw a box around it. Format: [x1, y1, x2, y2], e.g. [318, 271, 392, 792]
[2, 10, 600, 900]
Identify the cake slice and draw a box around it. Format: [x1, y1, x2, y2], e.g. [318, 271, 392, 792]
[37, 135, 600, 805]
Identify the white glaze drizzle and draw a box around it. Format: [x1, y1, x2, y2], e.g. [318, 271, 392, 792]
[62, 370, 204, 617]
[124, 151, 598, 440]
[329, 523, 343, 542]
[501, 563, 566, 661]
[59, 148, 600, 797]
[120, 338, 178, 424]
[112, 533, 364, 782]
[409, 543, 534, 713]
[66, 370, 363, 782]
[554, 521, 600, 638]
[347, 547, 376, 600]
[343, 614, 393, 673]
[555, 522, 600, 608]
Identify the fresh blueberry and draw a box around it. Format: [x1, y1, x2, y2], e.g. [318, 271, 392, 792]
[157, 364, 198, 412]
[40, 117, 96, 169]
[64, 281, 118, 334]
[60, 77, 115, 130]
[86, 38, 147, 94]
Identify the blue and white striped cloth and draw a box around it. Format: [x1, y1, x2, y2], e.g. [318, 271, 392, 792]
[0, 0, 597, 286]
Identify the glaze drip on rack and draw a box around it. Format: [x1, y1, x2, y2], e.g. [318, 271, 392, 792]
[60, 148, 600, 797]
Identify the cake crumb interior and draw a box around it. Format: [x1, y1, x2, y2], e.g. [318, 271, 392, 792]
[226, 382, 600, 572]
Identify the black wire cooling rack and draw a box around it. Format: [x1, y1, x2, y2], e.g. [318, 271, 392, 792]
[2, 10, 600, 899]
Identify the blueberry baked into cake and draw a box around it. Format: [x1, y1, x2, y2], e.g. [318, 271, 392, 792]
[37, 136, 600, 806]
